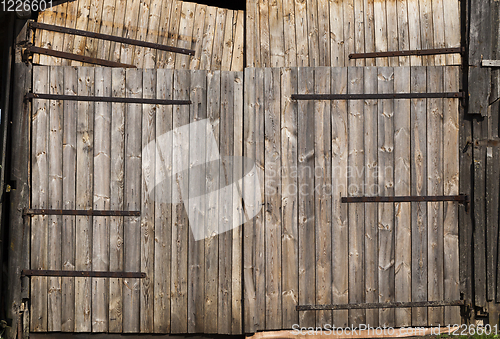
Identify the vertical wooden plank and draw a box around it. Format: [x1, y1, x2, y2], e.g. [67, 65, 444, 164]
[71, 0, 91, 65]
[374, 0, 388, 66]
[363, 66, 378, 326]
[427, 66, 444, 325]
[109, 68, 126, 333]
[259, 0, 270, 67]
[431, 0, 446, 65]
[410, 66, 428, 326]
[140, 69, 155, 333]
[108, 0, 128, 62]
[119, 0, 141, 65]
[204, 70, 220, 334]
[419, 0, 435, 66]
[306, 0, 320, 66]
[61, 0, 80, 65]
[246, 0, 261, 67]
[199, 6, 217, 70]
[295, 0, 309, 66]
[344, 0, 355, 66]
[363, 0, 376, 66]
[175, 2, 196, 69]
[156, 0, 174, 68]
[75, 67, 94, 332]
[264, 68, 282, 330]
[317, 0, 330, 66]
[443, 0, 461, 64]
[283, 0, 297, 67]
[386, 0, 399, 66]
[143, 0, 163, 68]
[96, 0, 116, 60]
[123, 68, 142, 333]
[281, 67, 299, 328]
[51, 3, 69, 65]
[132, 0, 152, 68]
[61, 66, 77, 332]
[37, 9, 57, 65]
[170, 69, 190, 333]
[31, 66, 49, 332]
[231, 71, 244, 334]
[189, 4, 207, 70]
[331, 67, 348, 327]
[218, 71, 234, 335]
[298, 67, 315, 327]
[396, 0, 410, 66]
[221, 11, 234, 71]
[354, 0, 365, 67]
[165, 1, 182, 69]
[92, 67, 111, 333]
[407, 0, 422, 66]
[211, 8, 227, 70]
[330, 0, 345, 66]
[443, 66, 460, 324]
[269, 0, 285, 67]
[231, 11, 245, 71]
[394, 66, 411, 327]
[153, 68, 173, 333]
[378, 66, 395, 327]
[187, 70, 207, 333]
[314, 67, 332, 326]
[47, 66, 63, 332]
[86, 0, 105, 59]
[347, 66, 365, 326]
[243, 68, 266, 333]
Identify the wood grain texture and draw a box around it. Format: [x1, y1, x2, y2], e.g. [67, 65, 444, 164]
[70, 0, 91, 65]
[133, 0, 152, 68]
[331, 67, 348, 327]
[96, 0, 116, 60]
[374, 0, 388, 66]
[220, 11, 234, 70]
[295, 0, 309, 66]
[211, 8, 227, 70]
[143, 0, 163, 68]
[306, 0, 320, 66]
[343, 0, 355, 66]
[119, 0, 141, 65]
[156, 0, 175, 67]
[363, 0, 375, 66]
[259, 0, 270, 66]
[353, 0, 365, 67]
[330, 0, 344, 67]
[431, 0, 446, 65]
[283, 0, 297, 67]
[269, 0, 285, 67]
[175, 2, 196, 69]
[386, 0, 398, 66]
[407, 0, 423, 66]
[200, 6, 217, 70]
[396, 0, 410, 65]
[419, 0, 434, 66]
[231, 11, 245, 71]
[189, 4, 207, 70]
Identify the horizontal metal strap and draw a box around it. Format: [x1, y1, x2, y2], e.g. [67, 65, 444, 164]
[341, 195, 469, 203]
[26, 46, 136, 68]
[24, 209, 140, 216]
[349, 47, 464, 59]
[291, 92, 464, 100]
[296, 300, 465, 311]
[29, 21, 194, 56]
[21, 270, 146, 278]
[25, 93, 191, 105]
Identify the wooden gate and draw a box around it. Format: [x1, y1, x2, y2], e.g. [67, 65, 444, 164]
[28, 65, 461, 334]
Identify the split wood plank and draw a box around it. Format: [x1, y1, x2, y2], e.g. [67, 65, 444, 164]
[330, 0, 345, 66]
[231, 71, 244, 334]
[61, 66, 78, 332]
[132, 0, 152, 68]
[175, 2, 196, 69]
[386, 0, 399, 66]
[189, 4, 207, 70]
[170, 69, 190, 333]
[314, 67, 332, 326]
[246, 0, 261, 67]
[231, 11, 245, 71]
[419, 0, 434, 66]
[75, 67, 94, 332]
[140, 69, 155, 333]
[204, 70, 221, 334]
[123, 68, 142, 333]
[353, 0, 365, 67]
[31, 66, 49, 332]
[331, 67, 349, 327]
[363, 66, 378, 326]
[153, 68, 173, 333]
[218, 71, 234, 334]
[119, 0, 141, 65]
[259, 0, 270, 66]
[156, 0, 175, 67]
[187, 70, 207, 333]
[343, 0, 355, 66]
[407, 0, 423, 66]
[281, 67, 299, 328]
[71, 0, 91, 66]
[427, 66, 444, 325]
[306, 0, 320, 66]
[109, 68, 126, 333]
[373, 0, 388, 66]
[298, 67, 316, 327]
[92, 67, 111, 333]
[220, 10, 234, 71]
[243, 68, 266, 333]
[264, 68, 282, 329]
[211, 8, 227, 70]
[378, 66, 395, 327]
[431, 0, 446, 65]
[295, 0, 309, 66]
[269, 0, 285, 67]
[165, 0, 182, 69]
[396, 0, 410, 66]
[47, 66, 63, 331]
[283, 0, 297, 66]
[443, 66, 460, 324]
[199, 6, 217, 70]
[347, 66, 365, 326]
[410, 66, 428, 326]
[393, 67, 411, 327]
[363, 0, 376, 66]
[143, 0, 163, 68]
